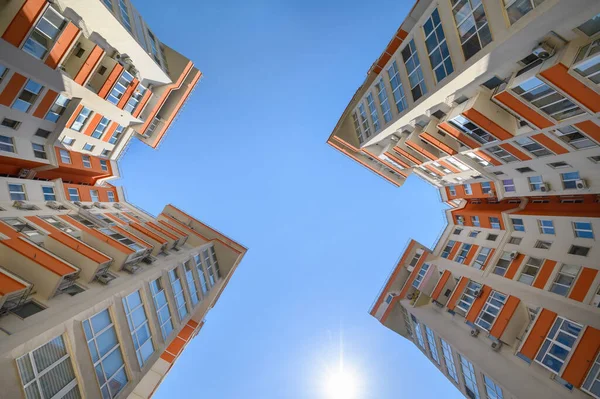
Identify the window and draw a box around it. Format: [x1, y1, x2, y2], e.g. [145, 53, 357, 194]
[84, 309, 128, 398]
[194, 254, 210, 294]
[512, 77, 584, 121]
[527, 176, 543, 191]
[460, 355, 480, 399]
[440, 339, 459, 383]
[365, 93, 380, 132]
[469, 230, 480, 238]
[548, 161, 571, 169]
[514, 136, 553, 157]
[62, 137, 75, 146]
[487, 146, 518, 163]
[518, 257, 543, 285]
[357, 103, 371, 143]
[487, 234, 498, 241]
[118, 0, 132, 32]
[168, 268, 188, 321]
[203, 246, 221, 282]
[467, 152, 490, 167]
[455, 243, 472, 264]
[125, 84, 147, 114]
[573, 221, 594, 239]
[107, 191, 115, 202]
[16, 335, 80, 399]
[101, 149, 111, 157]
[351, 112, 363, 144]
[2, 218, 42, 237]
[503, 0, 547, 24]
[535, 317, 582, 373]
[561, 171, 580, 189]
[483, 375, 503, 399]
[493, 252, 513, 276]
[456, 281, 482, 316]
[8, 183, 28, 201]
[0, 64, 7, 83]
[412, 263, 430, 289]
[423, 9, 453, 83]
[109, 125, 124, 145]
[147, 30, 162, 65]
[40, 216, 75, 234]
[22, 6, 65, 59]
[464, 183, 472, 195]
[83, 143, 95, 152]
[553, 125, 598, 150]
[99, 228, 145, 252]
[489, 217, 501, 229]
[470, 216, 480, 227]
[122, 290, 155, 367]
[569, 245, 590, 256]
[31, 143, 47, 159]
[184, 260, 200, 306]
[0, 135, 16, 154]
[45, 94, 70, 122]
[578, 13, 600, 36]
[582, 352, 600, 398]
[67, 188, 80, 201]
[401, 39, 427, 101]
[424, 325, 440, 364]
[475, 291, 506, 331]
[100, 159, 108, 171]
[90, 190, 100, 203]
[71, 107, 92, 132]
[42, 186, 56, 201]
[534, 240, 552, 250]
[33, 129, 51, 140]
[451, 0, 492, 60]
[412, 316, 426, 349]
[481, 182, 492, 194]
[441, 241, 456, 258]
[573, 38, 600, 88]
[549, 264, 580, 297]
[473, 247, 492, 270]
[589, 156, 600, 164]
[91, 117, 110, 139]
[511, 218, 524, 232]
[375, 79, 392, 123]
[449, 115, 496, 145]
[82, 155, 92, 168]
[449, 185, 457, 196]
[12, 301, 45, 318]
[12, 79, 43, 113]
[58, 149, 71, 165]
[150, 278, 174, 339]
[517, 167, 535, 174]
[408, 250, 423, 268]
[2, 119, 22, 133]
[107, 70, 134, 105]
[538, 219, 555, 234]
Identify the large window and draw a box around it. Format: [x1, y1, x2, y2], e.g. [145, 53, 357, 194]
[573, 39, 600, 87]
[573, 221, 594, 239]
[440, 339, 459, 383]
[451, 0, 492, 60]
[512, 77, 585, 121]
[22, 6, 65, 59]
[90, 190, 100, 203]
[475, 291, 506, 331]
[412, 263, 430, 289]
[0, 135, 15, 153]
[92, 117, 110, 139]
[150, 278, 174, 339]
[449, 115, 496, 144]
[561, 171, 580, 190]
[456, 280, 482, 316]
[83, 309, 128, 398]
[109, 125, 124, 145]
[99, 228, 145, 252]
[71, 107, 92, 132]
[118, 0, 133, 32]
[107, 71, 134, 105]
[13, 80, 43, 113]
[387, 61, 408, 113]
[549, 264, 580, 297]
[424, 325, 440, 364]
[122, 290, 155, 367]
[483, 375, 504, 399]
[411, 315, 426, 349]
[489, 217, 501, 229]
[535, 317, 582, 373]
[124, 84, 147, 114]
[424, 9, 453, 83]
[538, 219, 555, 234]
[352, 112, 364, 144]
[168, 268, 188, 321]
[518, 257, 543, 285]
[401, 39, 427, 101]
[45, 94, 70, 122]
[184, 260, 200, 306]
[366, 93, 380, 133]
[42, 186, 56, 201]
[487, 146, 518, 163]
[582, 352, 600, 398]
[553, 125, 598, 150]
[493, 252, 513, 276]
[511, 218, 525, 232]
[357, 103, 371, 143]
[194, 254, 210, 294]
[203, 246, 221, 284]
[455, 243, 472, 264]
[3, 218, 41, 237]
[514, 136, 553, 157]
[16, 335, 80, 399]
[9, 183, 27, 201]
[460, 355, 480, 399]
[473, 247, 492, 270]
[504, 0, 547, 25]
[375, 79, 392, 123]
[441, 240, 456, 258]
[528, 175, 544, 191]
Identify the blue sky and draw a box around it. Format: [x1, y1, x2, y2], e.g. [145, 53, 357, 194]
[119, 0, 462, 397]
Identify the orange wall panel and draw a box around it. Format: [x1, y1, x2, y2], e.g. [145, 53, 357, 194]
[466, 285, 492, 323]
[66, 104, 84, 128]
[494, 91, 554, 129]
[561, 327, 600, 387]
[2, 0, 47, 47]
[530, 133, 569, 155]
[489, 296, 520, 339]
[406, 141, 437, 161]
[504, 254, 525, 280]
[519, 309, 557, 360]
[98, 64, 124, 99]
[447, 277, 468, 311]
[0, 73, 27, 107]
[83, 114, 103, 136]
[499, 143, 531, 161]
[393, 147, 422, 165]
[420, 132, 457, 155]
[575, 120, 600, 143]
[532, 260, 557, 289]
[431, 270, 451, 301]
[464, 244, 479, 266]
[44, 22, 79, 69]
[0, 273, 26, 295]
[398, 257, 427, 299]
[32, 89, 58, 119]
[74, 45, 105, 85]
[462, 108, 512, 141]
[102, 122, 119, 143]
[117, 78, 138, 109]
[475, 150, 501, 166]
[540, 63, 600, 113]
[438, 122, 480, 149]
[569, 268, 598, 302]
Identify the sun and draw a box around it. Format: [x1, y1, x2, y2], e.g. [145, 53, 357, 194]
[324, 369, 358, 399]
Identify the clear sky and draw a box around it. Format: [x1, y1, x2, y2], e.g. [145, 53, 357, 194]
[118, 0, 463, 398]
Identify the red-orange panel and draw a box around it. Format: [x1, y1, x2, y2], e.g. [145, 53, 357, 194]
[447, 277, 468, 311]
[98, 64, 124, 99]
[541, 63, 600, 113]
[0, 272, 26, 295]
[0, 73, 27, 107]
[466, 285, 492, 323]
[45, 22, 79, 69]
[568, 268, 598, 302]
[519, 309, 556, 360]
[74, 45, 105, 85]
[83, 114, 103, 136]
[494, 91, 554, 129]
[504, 254, 525, 280]
[66, 104, 84, 128]
[532, 260, 557, 289]
[575, 120, 600, 143]
[561, 327, 600, 387]
[462, 109, 512, 141]
[431, 270, 451, 301]
[464, 244, 479, 266]
[2, 0, 47, 47]
[117, 78, 138, 109]
[530, 133, 569, 155]
[489, 296, 520, 339]
[32, 90, 58, 119]
[499, 143, 531, 161]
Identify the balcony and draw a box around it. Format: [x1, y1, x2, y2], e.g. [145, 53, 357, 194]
[405, 128, 441, 162]
[0, 267, 32, 316]
[419, 120, 460, 156]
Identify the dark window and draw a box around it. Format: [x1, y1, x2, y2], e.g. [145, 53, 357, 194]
[1, 118, 20, 129]
[12, 301, 46, 318]
[98, 66, 107, 75]
[432, 110, 446, 119]
[75, 47, 85, 58]
[516, 167, 534, 173]
[454, 95, 468, 104]
[487, 234, 498, 241]
[35, 128, 52, 138]
[568, 245, 590, 256]
[482, 76, 504, 90]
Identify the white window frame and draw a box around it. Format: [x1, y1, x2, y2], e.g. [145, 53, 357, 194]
[582, 351, 600, 398]
[456, 281, 482, 316]
[549, 264, 580, 297]
[473, 247, 492, 270]
[441, 339, 459, 383]
[150, 277, 174, 339]
[475, 290, 507, 331]
[424, 325, 440, 364]
[460, 354, 480, 399]
[42, 186, 56, 201]
[122, 290, 155, 367]
[517, 257, 544, 285]
[535, 316, 582, 374]
[168, 267, 188, 321]
[538, 219, 555, 234]
[9, 183, 27, 201]
[412, 263, 430, 289]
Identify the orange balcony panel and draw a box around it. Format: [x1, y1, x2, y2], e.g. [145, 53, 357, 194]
[505, 254, 526, 280]
[27, 216, 111, 264]
[561, 327, 600, 388]
[569, 268, 598, 302]
[489, 296, 520, 339]
[133, 89, 152, 118]
[438, 122, 480, 149]
[424, 164, 443, 177]
[113, 226, 152, 249]
[32, 90, 58, 119]
[98, 64, 124, 99]
[178, 324, 194, 341]
[431, 270, 451, 301]
[74, 45, 105, 85]
[494, 91, 554, 129]
[84, 114, 103, 136]
[2, 0, 47, 47]
[384, 152, 411, 169]
[157, 219, 188, 238]
[532, 260, 557, 289]
[575, 120, 600, 143]
[540, 63, 600, 113]
[463, 244, 479, 266]
[187, 319, 200, 329]
[530, 133, 569, 155]
[166, 336, 186, 357]
[117, 78, 138, 109]
[104, 213, 128, 226]
[447, 277, 468, 311]
[0, 73, 27, 107]
[44, 22, 79, 69]
[498, 142, 531, 161]
[59, 215, 135, 255]
[398, 255, 428, 299]
[474, 149, 501, 166]
[447, 241, 461, 260]
[363, 149, 408, 177]
[420, 132, 457, 155]
[0, 271, 27, 296]
[160, 352, 176, 363]
[36, 148, 112, 184]
[438, 159, 461, 173]
[0, 155, 45, 177]
[101, 122, 119, 143]
[519, 309, 557, 360]
[129, 223, 168, 245]
[66, 104, 84, 128]
[466, 285, 491, 323]
[406, 141, 438, 161]
[462, 108, 512, 141]
[393, 147, 422, 165]
[159, 214, 210, 242]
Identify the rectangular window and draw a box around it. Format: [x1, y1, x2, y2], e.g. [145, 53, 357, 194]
[2, 218, 41, 237]
[449, 115, 496, 144]
[412, 315, 426, 349]
[471, 216, 480, 227]
[40, 216, 75, 234]
[91, 117, 110, 139]
[511, 218, 525, 232]
[22, 6, 65, 59]
[83, 143, 95, 152]
[412, 263, 430, 289]
[514, 136, 553, 157]
[122, 290, 155, 367]
[357, 103, 371, 142]
[512, 77, 584, 121]
[424, 325, 440, 364]
[573, 38, 600, 87]
[1, 118, 21, 130]
[109, 125, 124, 145]
[0, 64, 7, 83]
[100, 160, 109, 171]
[366, 93, 380, 132]
[464, 183, 472, 195]
[488, 146, 519, 163]
[35, 129, 51, 139]
[62, 136, 75, 146]
[455, 243, 472, 264]
[561, 171, 580, 190]
[483, 375, 503, 399]
[16, 335, 80, 399]
[67, 188, 80, 201]
[401, 39, 427, 101]
[518, 257, 543, 285]
[502, 179, 515, 193]
[441, 240, 456, 258]
[99, 228, 145, 252]
[82, 155, 92, 168]
[408, 250, 423, 267]
[387, 61, 408, 113]
[573, 221, 594, 239]
[528, 175, 544, 191]
[460, 355, 480, 399]
[9, 184, 27, 201]
[184, 260, 200, 306]
[90, 190, 100, 203]
[473, 247, 492, 270]
[535, 317, 582, 373]
[168, 268, 188, 321]
[203, 246, 221, 283]
[12, 79, 43, 113]
[553, 125, 598, 150]
[125, 84, 147, 114]
[456, 281, 482, 316]
[569, 245, 590, 257]
[475, 290, 507, 331]
[481, 182, 492, 194]
[194, 254, 210, 294]
[71, 107, 92, 132]
[150, 278, 174, 339]
[107, 191, 115, 202]
[493, 252, 512, 276]
[449, 185, 457, 196]
[504, 0, 547, 24]
[538, 219, 555, 234]
[45, 94, 70, 122]
[57, 149, 71, 165]
[352, 112, 364, 145]
[550, 264, 580, 297]
[582, 351, 600, 397]
[451, 0, 492, 60]
[30, 143, 46, 160]
[440, 339, 459, 383]
[548, 161, 571, 169]
[0, 135, 16, 153]
[118, 0, 132, 32]
[107, 70, 134, 105]
[42, 186, 56, 201]
[147, 30, 162, 65]
[488, 217, 501, 229]
[424, 9, 453, 83]
[534, 240, 552, 250]
[375, 79, 392, 123]
[487, 234, 498, 241]
[83, 309, 128, 398]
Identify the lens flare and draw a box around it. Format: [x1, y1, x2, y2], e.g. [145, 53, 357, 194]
[324, 369, 358, 399]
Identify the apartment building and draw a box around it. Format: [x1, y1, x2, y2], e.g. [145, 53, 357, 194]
[326, 0, 600, 398]
[0, 1, 246, 399]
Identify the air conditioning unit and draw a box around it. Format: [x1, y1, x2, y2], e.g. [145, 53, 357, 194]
[18, 168, 31, 179]
[487, 190, 496, 197]
[13, 201, 37, 210]
[93, 202, 106, 209]
[390, 134, 400, 142]
[576, 179, 588, 190]
[123, 263, 141, 274]
[96, 273, 115, 285]
[470, 328, 480, 337]
[46, 201, 67, 210]
[113, 203, 122, 209]
[509, 251, 519, 260]
[540, 183, 550, 192]
[532, 42, 554, 60]
[473, 289, 483, 298]
[491, 341, 503, 352]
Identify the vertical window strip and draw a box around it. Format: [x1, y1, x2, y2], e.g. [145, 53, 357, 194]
[512, 77, 584, 121]
[184, 261, 200, 306]
[535, 317, 582, 373]
[168, 268, 188, 321]
[441, 339, 459, 383]
[357, 103, 371, 142]
[122, 290, 155, 367]
[118, 0, 132, 32]
[401, 39, 427, 101]
[412, 316, 426, 349]
[460, 355, 480, 399]
[451, 0, 492, 60]
[475, 290, 506, 331]
[366, 93, 380, 132]
[424, 325, 440, 364]
[483, 375, 504, 399]
[387, 61, 408, 113]
[375, 79, 392, 123]
[423, 9, 453, 83]
[194, 254, 210, 294]
[150, 278, 174, 339]
[412, 263, 430, 288]
[456, 281, 482, 316]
